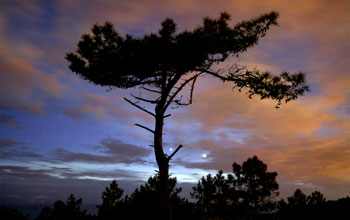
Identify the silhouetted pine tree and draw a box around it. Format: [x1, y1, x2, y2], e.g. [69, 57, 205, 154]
[307, 191, 326, 205]
[232, 156, 279, 218]
[66, 194, 86, 220]
[97, 180, 124, 220]
[66, 12, 309, 220]
[191, 156, 279, 219]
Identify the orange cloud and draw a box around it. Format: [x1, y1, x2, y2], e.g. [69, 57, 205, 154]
[0, 54, 65, 113]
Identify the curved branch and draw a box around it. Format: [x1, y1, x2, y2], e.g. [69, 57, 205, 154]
[164, 73, 203, 110]
[173, 74, 198, 106]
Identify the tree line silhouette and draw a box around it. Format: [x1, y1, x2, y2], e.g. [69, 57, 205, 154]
[1, 156, 349, 220]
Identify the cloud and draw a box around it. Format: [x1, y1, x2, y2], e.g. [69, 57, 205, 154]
[166, 81, 336, 145]
[98, 138, 152, 159]
[0, 39, 66, 114]
[0, 54, 66, 114]
[0, 137, 20, 148]
[0, 162, 150, 184]
[64, 168, 149, 182]
[0, 163, 151, 188]
[54, 138, 152, 164]
[0, 113, 18, 127]
[54, 148, 115, 164]
[0, 165, 53, 179]
[0, 138, 43, 160]
[60, 93, 131, 121]
[0, 150, 43, 160]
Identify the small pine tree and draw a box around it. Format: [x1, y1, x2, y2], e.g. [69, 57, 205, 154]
[307, 191, 326, 205]
[66, 194, 86, 220]
[97, 180, 124, 220]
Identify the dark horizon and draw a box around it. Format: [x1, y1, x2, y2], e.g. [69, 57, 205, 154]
[2, 165, 350, 219]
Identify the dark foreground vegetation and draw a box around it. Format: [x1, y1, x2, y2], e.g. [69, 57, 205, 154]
[1, 156, 349, 220]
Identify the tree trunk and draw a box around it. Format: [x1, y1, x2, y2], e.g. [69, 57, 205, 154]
[154, 106, 172, 220]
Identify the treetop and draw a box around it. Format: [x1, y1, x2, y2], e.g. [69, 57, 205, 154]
[66, 12, 279, 88]
[66, 11, 308, 109]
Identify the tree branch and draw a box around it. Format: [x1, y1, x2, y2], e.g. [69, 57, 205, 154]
[124, 97, 156, 117]
[130, 93, 158, 104]
[164, 73, 202, 110]
[141, 85, 162, 94]
[167, 145, 183, 161]
[193, 64, 246, 82]
[174, 74, 198, 106]
[193, 68, 227, 81]
[135, 123, 154, 134]
[129, 79, 161, 88]
[189, 75, 197, 102]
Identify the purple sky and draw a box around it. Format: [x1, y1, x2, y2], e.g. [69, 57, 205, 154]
[1, 0, 349, 205]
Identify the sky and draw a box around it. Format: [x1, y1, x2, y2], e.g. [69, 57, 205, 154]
[0, 0, 350, 206]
